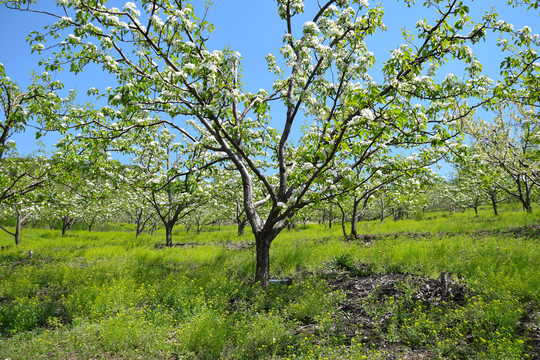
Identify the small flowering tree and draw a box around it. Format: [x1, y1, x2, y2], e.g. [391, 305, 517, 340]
[38, 182, 82, 236]
[5, 0, 538, 284]
[0, 64, 72, 205]
[366, 170, 435, 224]
[77, 176, 116, 231]
[331, 150, 440, 237]
[451, 149, 509, 215]
[0, 185, 42, 245]
[465, 107, 539, 212]
[113, 184, 158, 237]
[115, 125, 212, 246]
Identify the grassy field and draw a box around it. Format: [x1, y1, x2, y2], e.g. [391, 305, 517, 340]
[0, 206, 539, 359]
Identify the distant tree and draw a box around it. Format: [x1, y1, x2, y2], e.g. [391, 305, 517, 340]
[465, 107, 539, 212]
[0, 180, 42, 245]
[331, 152, 439, 238]
[38, 183, 80, 236]
[113, 185, 158, 237]
[0, 65, 71, 205]
[291, 205, 317, 229]
[118, 126, 212, 246]
[77, 175, 116, 231]
[451, 149, 510, 215]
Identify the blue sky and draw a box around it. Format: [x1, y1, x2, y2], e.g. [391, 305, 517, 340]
[0, 0, 538, 173]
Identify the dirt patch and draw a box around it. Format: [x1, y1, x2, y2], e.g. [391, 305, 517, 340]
[329, 272, 468, 307]
[317, 271, 469, 359]
[224, 241, 254, 250]
[519, 302, 540, 359]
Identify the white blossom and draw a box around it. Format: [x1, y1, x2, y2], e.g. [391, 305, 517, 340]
[361, 108, 375, 121]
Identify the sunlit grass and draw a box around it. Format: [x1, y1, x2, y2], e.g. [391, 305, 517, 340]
[0, 205, 538, 359]
[356, 204, 540, 235]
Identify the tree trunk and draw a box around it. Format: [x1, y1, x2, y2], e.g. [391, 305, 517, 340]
[61, 217, 70, 237]
[340, 213, 347, 238]
[335, 202, 348, 238]
[14, 214, 21, 246]
[165, 226, 173, 247]
[287, 219, 296, 230]
[351, 195, 371, 239]
[328, 207, 333, 229]
[515, 175, 533, 213]
[350, 199, 359, 240]
[490, 191, 498, 216]
[524, 183, 533, 213]
[149, 221, 158, 235]
[255, 235, 272, 286]
[48, 219, 58, 230]
[379, 197, 385, 224]
[135, 209, 144, 237]
[237, 218, 248, 236]
[136, 221, 143, 238]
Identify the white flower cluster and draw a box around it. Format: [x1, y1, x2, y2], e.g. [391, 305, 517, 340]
[416, 19, 428, 31]
[301, 162, 314, 171]
[150, 14, 165, 29]
[277, 0, 304, 18]
[303, 21, 319, 34]
[123, 2, 141, 16]
[496, 20, 514, 32]
[361, 108, 375, 121]
[68, 33, 81, 43]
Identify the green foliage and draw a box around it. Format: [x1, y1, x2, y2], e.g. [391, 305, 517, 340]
[329, 253, 357, 271]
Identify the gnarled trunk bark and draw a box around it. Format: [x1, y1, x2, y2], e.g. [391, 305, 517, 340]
[165, 226, 173, 247]
[490, 191, 498, 216]
[524, 183, 532, 213]
[351, 194, 371, 239]
[61, 216, 73, 237]
[328, 206, 333, 229]
[255, 232, 273, 286]
[14, 215, 21, 246]
[334, 202, 348, 238]
[237, 218, 248, 236]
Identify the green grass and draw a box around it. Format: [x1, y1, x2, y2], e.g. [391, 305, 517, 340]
[355, 203, 540, 235]
[0, 206, 538, 359]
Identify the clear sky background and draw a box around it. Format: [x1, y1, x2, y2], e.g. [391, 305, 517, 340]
[0, 0, 538, 175]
